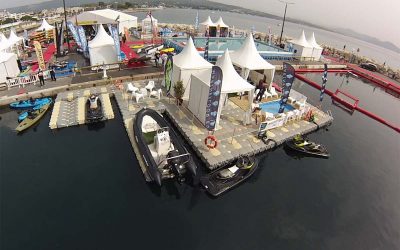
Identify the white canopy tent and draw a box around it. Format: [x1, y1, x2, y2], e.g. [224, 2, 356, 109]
[0, 33, 12, 51]
[307, 32, 323, 60]
[141, 14, 158, 36]
[8, 30, 23, 45]
[188, 49, 255, 127]
[36, 18, 54, 31]
[215, 17, 229, 37]
[88, 24, 117, 66]
[200, 16, 217, 37]
[0, 52, 20, 83]
[289, 30, 313, 60]
[230, 33, 276, 85]
[74, 9, 138, 34]
[172, 37, 213, 99]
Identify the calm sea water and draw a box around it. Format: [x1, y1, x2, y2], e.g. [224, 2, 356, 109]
[130, 8, 400, 69]
[1, 74, 399, 249]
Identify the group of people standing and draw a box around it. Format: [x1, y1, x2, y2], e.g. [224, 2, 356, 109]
[37, 66, 57, 87]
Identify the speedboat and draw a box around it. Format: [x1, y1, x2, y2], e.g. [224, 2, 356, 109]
[201, 155, 259, 197]
[18, 98, 53, 122]
[10, 97, 52, 109]
[86, 95, 103, 123]
[285, 134, 330, 158]
[134, 108, 196, 186]
[15, 103, 51, 132]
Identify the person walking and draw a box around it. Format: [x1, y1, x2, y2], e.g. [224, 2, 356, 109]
[255, 76, 267, 102]
[49, 66, 56, 81]
[38, 69, 45, 87]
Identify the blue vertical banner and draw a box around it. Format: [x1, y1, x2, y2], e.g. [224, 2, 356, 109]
[110, 25, 121, 61]
[67, 21, 81, 47]
[194, 11, 199, 31]
[205, 66, 223, 131]
[278, 62, 295, 113]
[77, 26, 88, 58]
[204, 35, 209, 60]
[320, 63, 328, 102]
[164, 53, 173, 95]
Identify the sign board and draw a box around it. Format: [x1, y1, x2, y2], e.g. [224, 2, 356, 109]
[33, 41, 45, 70]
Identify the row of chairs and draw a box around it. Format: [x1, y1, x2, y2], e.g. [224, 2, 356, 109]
[126, 81, 162, 103]
[254, 86, 279, 100]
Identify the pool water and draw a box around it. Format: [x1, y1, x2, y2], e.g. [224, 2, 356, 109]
[259, 100, 295, 114]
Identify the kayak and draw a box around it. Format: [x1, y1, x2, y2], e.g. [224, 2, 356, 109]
[15, 103, 51, 133]
[10, 97, 52, 109]
[285, 135, 330, 158]
[18, 98, 53, 122]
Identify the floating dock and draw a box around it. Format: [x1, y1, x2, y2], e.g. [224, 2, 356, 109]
[49, 87, 115, 129]
[114, 81, 333, 179]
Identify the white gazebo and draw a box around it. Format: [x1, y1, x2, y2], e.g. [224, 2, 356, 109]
[0, 52, 20, 83]
[188, 49, 255, 127]
[215, 17, 229, 37]
[200, 16, 217, 37]
[172, 37, 213, 99]
[8, 30, 23, 45]
[36, 18, 54, 31]
[0, 33, 12, 52]
[141, 14, 158, 37]
[88, 24, 117, 66]
[74, 9, 138, 34]
[230, 33, 276, 86]
[289, 30, 313, 60]
[307, 32, 323, 61]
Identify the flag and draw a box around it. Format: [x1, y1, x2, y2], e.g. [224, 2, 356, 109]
[58, 21, 64, 52]
[110, 25, 121, 61]
[320, 64, 328, 102]
[268, 26, 272, 45]
[278, 62, 295, 113]
[164, 53, 173, 95]
[195, 11, 199, 31]
[33, 41, 45, 70]
[204, 35, 209, 60]
[124, 27, 130, 42]
[67, 21, 81, 47]
[77, 26, 88, 58]
[205, 66, 223, 131]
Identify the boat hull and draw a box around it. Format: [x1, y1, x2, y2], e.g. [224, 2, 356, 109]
[86, 98, 104, 123]
[285, 140, 330, 158]
[15, 103, 51, 132]
[10, 98, 52, 109]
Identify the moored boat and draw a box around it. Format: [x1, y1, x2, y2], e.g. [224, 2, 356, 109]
[133, 108, 196, 186]
[15, 103, 51, 132]
[86, 95, 103, 123]
[18, 98, 53, 122]
[285, 134, 330, 158]
[201, 155, 259, 197]
[10, 97, 52, 109]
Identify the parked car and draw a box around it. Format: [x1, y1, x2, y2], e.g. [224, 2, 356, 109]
[360, 62, 378, 72]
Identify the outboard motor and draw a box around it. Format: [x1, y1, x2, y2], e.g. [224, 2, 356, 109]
[167, 149, 186, 183]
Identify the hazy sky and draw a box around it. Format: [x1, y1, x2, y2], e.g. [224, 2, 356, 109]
[215, 0, 400, 47]
[2, 0, 400, 46]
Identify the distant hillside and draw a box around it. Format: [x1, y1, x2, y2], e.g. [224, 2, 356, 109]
[7, 0, 399, 53]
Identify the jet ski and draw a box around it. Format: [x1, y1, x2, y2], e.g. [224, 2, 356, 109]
[201, 155, 259, 197]
[86, 95, 103, 123]
[285, 134, 330, 158]
[133, 108, 196, 186]
[10, 97, 52, 109]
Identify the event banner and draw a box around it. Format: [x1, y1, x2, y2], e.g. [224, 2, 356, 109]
[204, 35, 209, 60]
[110, 25, 121, 61]
[67, 21, 81, 48]
[124, 27, 130, 42]
[33, 41, 45, 70]
[76, 26, 88, 57]
[53, 24, 57, 52]
[278, 62, 295, 113]
[195, 11, 199, 31]
[58, 21, 64, 52]
[320, 63, 328, 102]
[205, 66, 223, 131]
[164, 53, 173, 95]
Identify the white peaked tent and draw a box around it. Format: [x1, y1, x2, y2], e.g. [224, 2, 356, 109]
[289, 30, 313, 60]
[172, 37, 213, 99]
[36, 18, 54, 31]
[0, 33, 12, 51]
[200, 16, 217, 37]
[141, 14, 158, 35]
[215, 17, 229, 37]
[88, 24, 117, 66]
[188, 49, 255, 127]
[307, 32, 323, 60]
[0, 52, 20, 83]
[230, 33, 276, 84]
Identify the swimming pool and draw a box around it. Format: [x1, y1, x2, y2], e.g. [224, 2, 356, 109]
[259, 100, 294, 114]
[164, 37, 294, 61]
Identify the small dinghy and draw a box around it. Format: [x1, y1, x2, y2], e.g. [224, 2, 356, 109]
[285, 134, 330, 158]
[201, 155, 259, 197]
[18, 98, 53, 122]
[86, 95, 103, 123]
[134, 108, 196, 186]
[15, 103, 51, 132]
[10, 97, 52, 109]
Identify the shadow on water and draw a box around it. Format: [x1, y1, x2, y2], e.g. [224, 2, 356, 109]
[87, 121, 106, 131]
